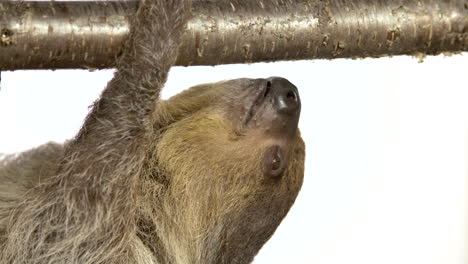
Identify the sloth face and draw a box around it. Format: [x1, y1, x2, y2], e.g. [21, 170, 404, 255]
[152, 77, 304, 262]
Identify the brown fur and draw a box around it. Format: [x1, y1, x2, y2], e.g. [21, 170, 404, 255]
[0, 0, 305, 263]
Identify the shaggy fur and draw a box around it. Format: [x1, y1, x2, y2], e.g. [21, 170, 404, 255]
[0, 0, 305, 263]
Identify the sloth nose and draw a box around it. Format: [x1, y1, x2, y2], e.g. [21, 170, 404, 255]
[266, 77, 301, 115]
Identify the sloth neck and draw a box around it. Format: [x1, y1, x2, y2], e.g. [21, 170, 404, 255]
[152, 226, 260, 264]
[137, 198, 283, 264]
[136, 200, 270, 264]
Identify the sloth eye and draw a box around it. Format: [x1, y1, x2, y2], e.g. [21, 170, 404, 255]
[264, 145, 286, 179]
[271, 156, 281, 170]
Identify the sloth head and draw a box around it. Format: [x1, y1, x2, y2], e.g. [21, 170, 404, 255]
[144, 77, 305, 262]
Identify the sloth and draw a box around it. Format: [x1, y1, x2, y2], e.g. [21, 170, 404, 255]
[0, 0, 304, 263]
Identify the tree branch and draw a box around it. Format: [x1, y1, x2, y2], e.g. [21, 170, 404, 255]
[0, 0, 467, 70]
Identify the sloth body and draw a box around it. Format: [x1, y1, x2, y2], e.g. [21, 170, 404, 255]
[0, 0, 305, 263]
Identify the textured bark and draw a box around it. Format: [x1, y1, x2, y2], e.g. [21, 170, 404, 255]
[0, 0, 467, 70]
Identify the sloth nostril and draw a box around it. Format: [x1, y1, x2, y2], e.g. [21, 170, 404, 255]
[286, 90, 296, 101]
[265, 77, 300, 115]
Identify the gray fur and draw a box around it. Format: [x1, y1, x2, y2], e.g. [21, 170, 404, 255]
[0, 0, 191, 262]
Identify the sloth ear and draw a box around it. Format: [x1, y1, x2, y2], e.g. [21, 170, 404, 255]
[263, 145, 286, 179]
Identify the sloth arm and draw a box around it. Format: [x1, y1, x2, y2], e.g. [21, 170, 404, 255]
[1, 0, 191, 263]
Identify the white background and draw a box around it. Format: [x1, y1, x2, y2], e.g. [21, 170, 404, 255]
[0, 54, 467, 264]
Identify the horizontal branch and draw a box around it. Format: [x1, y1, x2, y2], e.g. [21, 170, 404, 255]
[0, 0, 467, 70]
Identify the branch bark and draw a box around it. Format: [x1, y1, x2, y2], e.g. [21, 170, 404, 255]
[0, 0, 467, 70]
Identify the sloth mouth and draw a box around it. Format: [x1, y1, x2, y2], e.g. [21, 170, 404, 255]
[243, 80, 271, 125]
